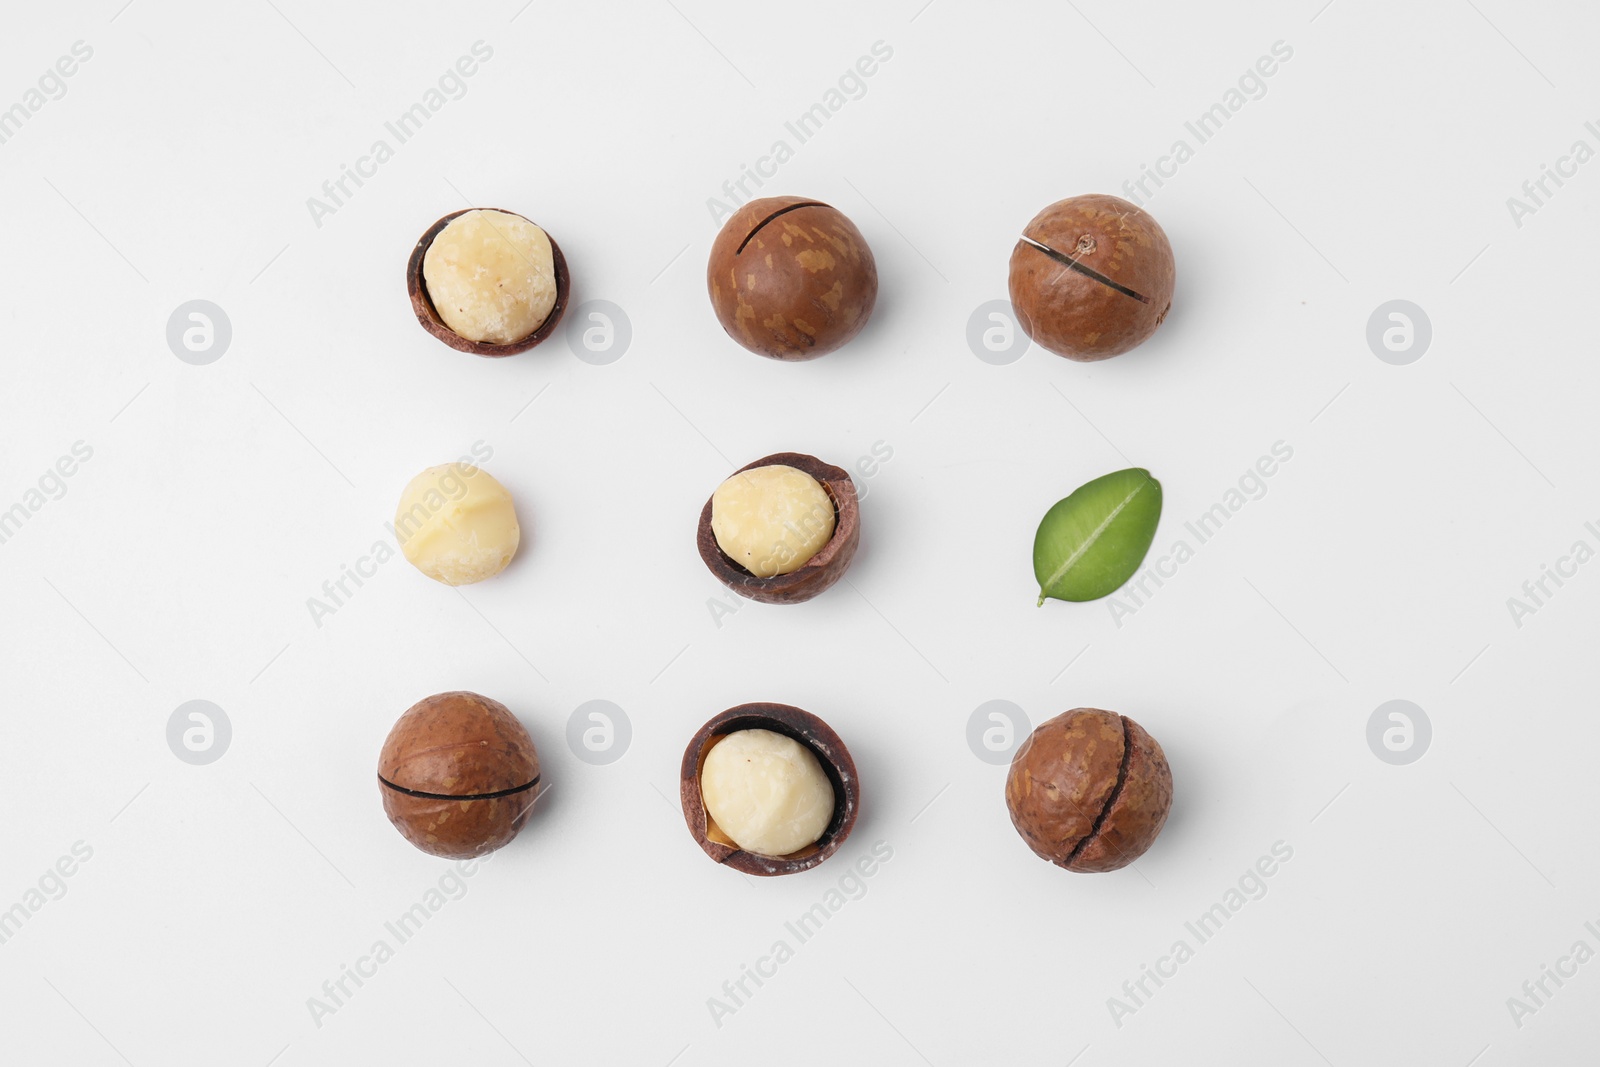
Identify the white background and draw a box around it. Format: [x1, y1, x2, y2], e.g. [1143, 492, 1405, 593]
[1, 0, 1595, 1063]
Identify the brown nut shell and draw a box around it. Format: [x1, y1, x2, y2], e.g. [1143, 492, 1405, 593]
[680, 703, 859, 877]
[706, 195, 877, 360]
[406, 207, 570, 357]
[1005, 708, 1172, 873]
[696, 452, 860, 605]
[378, 691, 542, 859]
[1007, 194, 1175, 361]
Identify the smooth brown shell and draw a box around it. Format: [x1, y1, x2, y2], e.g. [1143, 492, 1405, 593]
[1005, 708, 1172, 873]
[706, 196, 877, 360]
[406, 208, 570, 357]
[1007, 194, 1175, 361]
[696, 452, 860, 605]
[680, 703, 859, 876]
[378, 691, 542, 859]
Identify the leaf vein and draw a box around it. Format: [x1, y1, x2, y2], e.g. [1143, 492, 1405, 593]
[1039, 476, 1151, 601]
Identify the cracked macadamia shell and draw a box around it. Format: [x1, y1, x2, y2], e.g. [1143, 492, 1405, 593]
[424, 209, 557, 345]
[696, 452, 860, 605]
[706, 196, 877, 360]
[1008, 194, 1175, 361]
[680, 703, 859, 877]
[406, 207, 570, 357]
[710, 464, 836, 578]
[1005, 708, 1172, 873]
[378, 691, 541, 859]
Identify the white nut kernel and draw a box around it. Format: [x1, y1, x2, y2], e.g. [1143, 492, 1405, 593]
[710, 465, 835, 578]
[423, 209, 557, 345]
[700, 729, 834, 857]
[395, 464, 520, 586]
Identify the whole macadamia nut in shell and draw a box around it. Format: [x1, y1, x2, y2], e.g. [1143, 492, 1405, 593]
[1005, 708, 1172, 872]
[707, 196, 877, 360]
[378, 691, 541, 859]
[1008, 194, 1175, 361]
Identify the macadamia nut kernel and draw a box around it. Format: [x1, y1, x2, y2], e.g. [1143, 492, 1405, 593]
[710, 465, 835, 578]
[423, 209, 557, 344]
[395, 463, 520, 585]
[700, 729, 835, 857]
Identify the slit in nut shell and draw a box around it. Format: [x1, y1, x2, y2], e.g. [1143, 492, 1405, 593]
[378, 691, 542, 859]
[706, 195, 878, 360]
[1004, 708, 1173, 873]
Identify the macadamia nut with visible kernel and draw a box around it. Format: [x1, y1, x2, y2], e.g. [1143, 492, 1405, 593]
[700, 729, 835, 857]
[710, 465, 835, 578]
[423, 209, 557, 344]
[395, 463, 520, 586]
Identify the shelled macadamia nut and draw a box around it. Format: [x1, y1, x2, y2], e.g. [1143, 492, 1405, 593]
[681, 704, 859, 876]
[696, 452, 859, 604]
[700, 729, 835, 857]
[425, 209, 556, 344]
[407, 207, 570, 356]
[710, 464, 836, 578]
[394, 463, 520, 586]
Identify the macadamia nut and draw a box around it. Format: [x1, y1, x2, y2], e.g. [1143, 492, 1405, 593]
[423, 209, 557, 344]
[700, 729, 834, 857]
[710, 465, 835, 578]
[395, 463, 520, 585]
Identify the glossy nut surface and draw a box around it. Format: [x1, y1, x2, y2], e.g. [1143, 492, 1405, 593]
[379, 691, 541, 859]
[1005, 708, 1172, 873]
[1008, 194, 1174, 361]
[707, 196, 877, 360]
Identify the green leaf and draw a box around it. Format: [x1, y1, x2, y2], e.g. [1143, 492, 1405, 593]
[1034, 468, 1162, 605]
